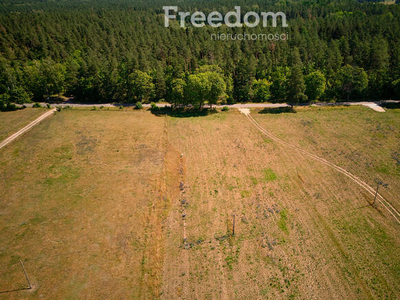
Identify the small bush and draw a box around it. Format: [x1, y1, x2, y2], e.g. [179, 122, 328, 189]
[150, 102, 159, 111]
[135, 101, 143, 109]
[222, 106, 230, 111]
[3, 103, 17, 111]
[119, 106, 123, 109]
[100, 106, 104, 109]
[32, 102, 42, 108]
[46, 103, 51, 108]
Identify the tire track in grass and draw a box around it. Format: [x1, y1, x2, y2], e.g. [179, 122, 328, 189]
[240, 110, 400, 225]
[0, 109, 57, 149]
[139, 116, 181, 299]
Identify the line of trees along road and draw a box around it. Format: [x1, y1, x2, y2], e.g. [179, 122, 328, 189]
[1, 0, 400, 110]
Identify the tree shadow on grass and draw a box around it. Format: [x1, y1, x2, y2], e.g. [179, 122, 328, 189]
[380, 102, 400, 109]
[150, 107, 218, 118]
[258, 107, 296, 114]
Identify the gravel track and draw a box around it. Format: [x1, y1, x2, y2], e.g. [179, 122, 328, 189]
[0, 109, 57, 149]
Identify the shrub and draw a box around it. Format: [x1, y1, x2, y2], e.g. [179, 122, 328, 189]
[135, 101, 143, 109]
[46, 103, 51, 108]
[3, 103, 17, 111]
[222, 106, 230, 111]
[150, 102, 159, 111]
[32, 102, 42, 108]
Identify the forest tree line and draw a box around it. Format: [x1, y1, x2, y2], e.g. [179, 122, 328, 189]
[1, 0, 400, 110]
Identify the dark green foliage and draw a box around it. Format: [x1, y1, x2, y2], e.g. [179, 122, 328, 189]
[233, 58, 255, 103]
[128, 70, 155, 103]
[336, 65, 369, 100]
[252, 79, 272, 103]
[135, 101, 143, 110]
[0, 93, 17, 111]
[305, 71, 326, 101]
[287, 48, 307, 107]
[150, 102, 160, 112]
[0, 0, 399, 104]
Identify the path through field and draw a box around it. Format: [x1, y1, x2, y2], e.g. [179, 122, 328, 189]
[0, 109, 57, 149]
[240, 109, 400, 225]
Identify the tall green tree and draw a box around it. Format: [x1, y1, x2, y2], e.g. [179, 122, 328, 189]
[206, 72, 226, 107]
[251, 79, 272, 103]
[336, 65, 368, 100]
[233, 58, 254, 103]
[152, 63, 166, 101]
[185, 71, 226, 109]
[288, 48, 307, 107]
[170, 78, 186, 108]
[305, 71, 326, 101]
[270, 67, 290, 103]
[128, 70, 155, 102]
[186, 73, 211, 109]
[24, 59, 66, 100]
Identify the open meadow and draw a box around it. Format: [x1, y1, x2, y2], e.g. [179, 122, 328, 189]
[0, 108, 178, 299]
[163, 107, 400, 299]
[0, 106, 399, 299]
[0, 109, 50, 142]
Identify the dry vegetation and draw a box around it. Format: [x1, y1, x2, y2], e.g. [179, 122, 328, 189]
[0, 108, 48, 141]
[0, 109, 179, 299]
[162, 108, 400, 299]
[254, 106, 400, 214]
[0, 106, 399, 299]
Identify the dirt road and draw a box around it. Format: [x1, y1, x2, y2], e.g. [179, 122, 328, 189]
[21, 100, 398, 112]
[240, 109, 400, 225]
[0, 109, 57, 149]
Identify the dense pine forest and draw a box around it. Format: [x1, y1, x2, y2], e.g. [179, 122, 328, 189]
[0, 0, 400, 109]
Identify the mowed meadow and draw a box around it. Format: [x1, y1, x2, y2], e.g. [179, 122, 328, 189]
[0, 109, 50, 141]
[0, 107, 399, 299]
[0, 109, 177, 299]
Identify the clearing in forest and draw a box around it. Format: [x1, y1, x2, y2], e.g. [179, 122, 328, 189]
[0, 106, 399, 299]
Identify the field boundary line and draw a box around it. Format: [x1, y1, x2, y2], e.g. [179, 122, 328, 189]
[243, 111, 400, 225]
[0, 108, 57, 149]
